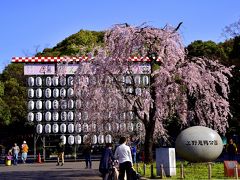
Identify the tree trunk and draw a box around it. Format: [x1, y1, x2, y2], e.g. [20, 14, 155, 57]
[143, 121, 155, 163]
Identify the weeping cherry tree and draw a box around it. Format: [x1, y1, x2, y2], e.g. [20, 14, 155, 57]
[62, 23, 232, 163]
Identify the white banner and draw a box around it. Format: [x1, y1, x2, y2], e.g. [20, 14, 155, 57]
[24, 64, 55, 75]
[57, 64, 79, 75]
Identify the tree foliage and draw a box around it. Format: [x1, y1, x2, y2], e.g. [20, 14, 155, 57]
[0, 63, 27, 125]
[0, 81, 11, 126]
[37, 30, 104, 57]
[187, 40, 228, 62]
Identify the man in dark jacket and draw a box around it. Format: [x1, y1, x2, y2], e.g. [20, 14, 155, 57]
[56, 139, 65, 166]
[99, 143, 114, 179]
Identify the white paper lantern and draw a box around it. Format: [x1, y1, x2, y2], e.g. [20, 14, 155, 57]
[45, 88, 52, 98]
[135, 88, 142, 96]
[75, 123, 81, 133]
[28, 100, 34, 110]
[67, 88, 74, 97]
[76, 89, 81, 97]
[120, 112, 126, 121]
[36, 77, 42, 86]
[36, 88, 42, 98]
[68, 111, 74, 121]
[52, 100, 59, 110]
[143, 75, 149, 85]
[36, 100, 42, 110]
[68, 123, 74, 133]
[83, 135, 89, 143]
[60, 88, 66, 98]
[128, 111, 134, 120]
[75, 112, 81, 121]
[28, 112, 34, 122]
[52, 112, 59, 121]
[82, 111, 88, 121]
[75, 100, 82, 109]
[90, 76, 97, 85]
[52, 123, 59, 133]
[92, 135, 97, 144]
[98, 124, 104, 132]
[118, 76, 125, 84]
[67, 76, 74, 86]
[36, 112, 42, 122]
[127, 87, 133, 94]
[68, 99, 74, 109]
[75, 135, 81, 144]
[126, 76, 133, 84]
[28, 77, 34, 86]
[120, 123, 126, 132]
[28, 89, 34, 98]
[105, 134, 112, 143]
[112, 122, 119, 132]
[60, 123, 66, 133]
[60, 77, 66, 86]
[36, 124, 43, 134]
[90, 123, 97, 132]
[61, 112, 67, 121]
[136, 122, 144, 131]
[85, 76, 89, 85]
[53, 89, 59, 98]
[98, 135, 104, 144]
[60, 100, 67, 110]
[127, 122, 134, 132]
[82, 123, 89, 132]
[46, 77, 52, 86]
[45, 124, 51, 133]
[45, 100, 52, 110]
[52, 76, 59, 86]
[60, 135, 66, 145]
[68, 135, 74, 145]
[134, 75, 141, 85]
[105, 123, 111, 132]
[45, 112, 51, 121]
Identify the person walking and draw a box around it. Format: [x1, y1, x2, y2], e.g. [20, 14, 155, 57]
[83, 142, 92, 169]
[21, 141, 29, 163]
[12, 143, 20, 165]
[226, 138, 238, 161]
[99, 143, 115, 180]
[56, 139, 65, 166]
[114, 136, 133, 180]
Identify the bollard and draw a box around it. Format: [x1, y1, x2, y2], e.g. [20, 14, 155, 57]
[150, 164, 154, 178]
[180, 163, 184, 179]
[234, 164, 238, 180]
[143, 164, 146, 176]
[160, 164, 164, 179]
[208, 162, 212, 179]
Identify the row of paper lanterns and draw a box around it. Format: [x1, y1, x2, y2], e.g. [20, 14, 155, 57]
[27, 86, 144, 99]
[28, 111, 75, 122]
[28, 111, 135, 122]
[28, 88, 74, 98]
[60, 134, 113, 145]
[36, 122, 144, 134]
[28, 75, 150, 88]
[28, 99, 75, 110]
[28, 76, 74, 87]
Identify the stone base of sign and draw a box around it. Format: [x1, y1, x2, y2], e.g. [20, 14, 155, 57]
[156, 148, 176, 176]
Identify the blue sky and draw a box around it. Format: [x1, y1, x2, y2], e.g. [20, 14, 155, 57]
[0, 0, 240, 73]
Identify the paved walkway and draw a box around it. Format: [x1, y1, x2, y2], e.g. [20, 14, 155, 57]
[0, 161, 102, 180]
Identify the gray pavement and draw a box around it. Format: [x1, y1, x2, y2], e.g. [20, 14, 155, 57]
[0, 161, 102, 180]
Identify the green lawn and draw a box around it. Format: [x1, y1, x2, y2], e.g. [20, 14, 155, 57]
[133, 161, 235, 179]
